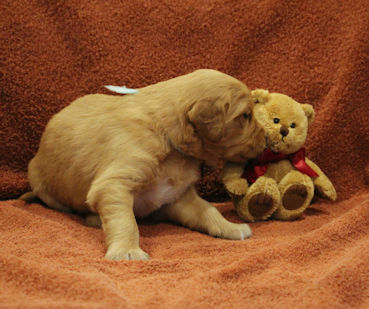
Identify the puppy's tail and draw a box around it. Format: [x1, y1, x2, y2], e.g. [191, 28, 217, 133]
[19, 191, 38, 203]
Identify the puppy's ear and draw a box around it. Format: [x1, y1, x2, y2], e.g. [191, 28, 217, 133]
[301, 103, 315, 125]
[251, 89, 270, 104]
[187, 96, 229, 142]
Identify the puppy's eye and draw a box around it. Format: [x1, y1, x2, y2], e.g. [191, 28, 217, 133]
[243, 113, 251, 120]
[273, 118, 280, 124]
[290, 123, 296, 128]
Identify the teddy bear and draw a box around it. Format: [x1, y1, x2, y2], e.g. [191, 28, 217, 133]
[222, 89, 337, 222]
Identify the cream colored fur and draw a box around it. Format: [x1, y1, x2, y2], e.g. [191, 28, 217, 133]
[22, 69, 265, 260]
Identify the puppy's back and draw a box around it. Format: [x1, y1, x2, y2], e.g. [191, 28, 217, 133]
[28, 93, 161, 211]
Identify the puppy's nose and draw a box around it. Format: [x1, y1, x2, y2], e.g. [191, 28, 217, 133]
[280, 126, 289, 137]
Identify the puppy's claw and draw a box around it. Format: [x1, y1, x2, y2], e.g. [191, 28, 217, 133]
[105, 247, 149, 261]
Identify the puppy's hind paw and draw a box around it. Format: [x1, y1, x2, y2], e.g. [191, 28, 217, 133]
[105, 246, 149, 261]
[85, 214, 102, 228]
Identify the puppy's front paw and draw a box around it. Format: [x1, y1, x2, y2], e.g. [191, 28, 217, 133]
[105, 246, 149, 261]
[228, 223, 252, 240]
[215, 223, 252, 240]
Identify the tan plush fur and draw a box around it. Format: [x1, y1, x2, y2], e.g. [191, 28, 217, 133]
[21, 69, 265, 260]
[223, 89, 336, 222]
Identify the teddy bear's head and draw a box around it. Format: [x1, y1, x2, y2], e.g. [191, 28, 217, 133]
[251, 89, 315, 155]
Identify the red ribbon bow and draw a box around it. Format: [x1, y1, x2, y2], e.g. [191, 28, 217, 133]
[242, 147, 318, 184]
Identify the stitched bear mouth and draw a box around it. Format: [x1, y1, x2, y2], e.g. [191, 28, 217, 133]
[266, 136, 281, 153]
[266, 136, 290, 153]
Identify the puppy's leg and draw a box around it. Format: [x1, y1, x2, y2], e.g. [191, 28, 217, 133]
[87, 179, 148, 261]
[159, 186, 252, 240]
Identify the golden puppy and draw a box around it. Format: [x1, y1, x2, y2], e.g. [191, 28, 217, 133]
[21, 69, 265, 260]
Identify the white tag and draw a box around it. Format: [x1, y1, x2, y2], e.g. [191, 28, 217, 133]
[104, 85, 138, 94]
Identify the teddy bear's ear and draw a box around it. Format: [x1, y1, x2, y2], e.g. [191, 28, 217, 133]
[301, 104, 315, 125]
[251, 89, 271, 104]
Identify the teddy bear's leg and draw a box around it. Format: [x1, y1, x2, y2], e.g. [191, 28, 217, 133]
[236, 176, 280, 222]
[273, 170, 314, 220]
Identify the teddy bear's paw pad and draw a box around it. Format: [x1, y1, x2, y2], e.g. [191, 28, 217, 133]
[248, 193, 274, 219]
[283, 184, 307, 210]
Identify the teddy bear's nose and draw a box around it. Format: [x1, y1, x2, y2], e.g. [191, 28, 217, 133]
[280, 126, 289, 137]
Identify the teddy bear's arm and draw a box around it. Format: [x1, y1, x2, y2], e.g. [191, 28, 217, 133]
[306, 157, 337, 201]
[221, 162, 248, 197]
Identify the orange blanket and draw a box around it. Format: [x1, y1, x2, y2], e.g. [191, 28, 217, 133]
[1, 1, 369, 308]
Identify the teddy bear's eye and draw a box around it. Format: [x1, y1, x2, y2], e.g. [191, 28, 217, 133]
[273, 118, 280, 124]
[290, 123, 296, 128]
[243, 113, 251, 120]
